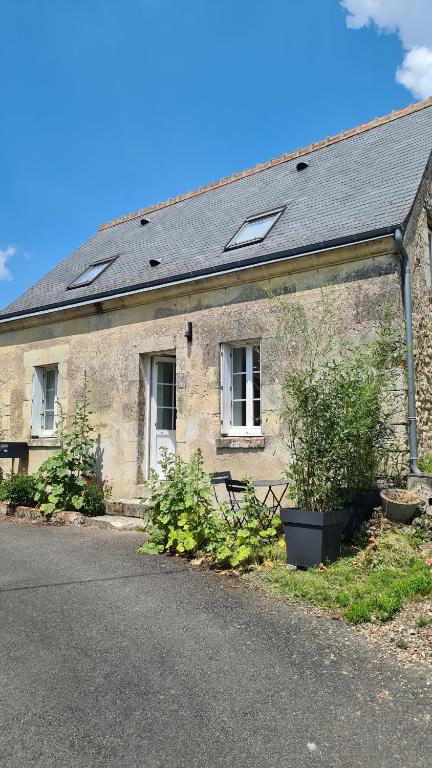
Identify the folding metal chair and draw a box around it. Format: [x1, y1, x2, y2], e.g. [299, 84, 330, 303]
[210, 471, 232, 504]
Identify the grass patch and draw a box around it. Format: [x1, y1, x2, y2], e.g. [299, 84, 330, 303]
[246, 530, 432, 624]
[415, 616, 432, 629]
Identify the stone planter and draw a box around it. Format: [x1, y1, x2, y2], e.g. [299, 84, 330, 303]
[380, 489, 420, 523]
[281, 507, 346, 568]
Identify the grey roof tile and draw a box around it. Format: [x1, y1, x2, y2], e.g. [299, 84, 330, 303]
[1, 101, 431, 320]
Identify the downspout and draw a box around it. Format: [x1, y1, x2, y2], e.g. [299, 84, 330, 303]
[394, 227, 422, 475]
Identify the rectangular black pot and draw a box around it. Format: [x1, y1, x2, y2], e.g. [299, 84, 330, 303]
[341, 489, 381, 542]
[281, 507, 346, 568]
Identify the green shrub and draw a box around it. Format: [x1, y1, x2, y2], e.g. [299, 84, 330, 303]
[82, 483, 107, 516]
[0, 473, 37, 506]
[139, 448, 220, 556]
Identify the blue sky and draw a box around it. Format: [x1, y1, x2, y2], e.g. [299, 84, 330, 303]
[0, 0, 430, 309]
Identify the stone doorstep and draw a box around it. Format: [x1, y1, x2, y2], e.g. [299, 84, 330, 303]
[106, 498, 142, 518]
[84, 515, 145, 532]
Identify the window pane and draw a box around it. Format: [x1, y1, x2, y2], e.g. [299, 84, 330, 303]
[253, 372, 261, 400]
[252, 345, 260, 371]
[229, 212, 281, 248]
[233, 373, 246, 399]
[233, 400, 246, 427]
[69, 261, 112, 288]
[44, 411, 55, 431]
[253, 399, 261, 427]
[157, 383, 174, 407]
[232, 346, 246, 373]
[43, 369, 57, 432]
[157, 361, 175, 384]
[157, 407, 175, 430]
[45, 390, 56, 413]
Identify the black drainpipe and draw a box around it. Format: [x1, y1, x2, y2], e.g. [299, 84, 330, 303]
[394, 227, 422, 475]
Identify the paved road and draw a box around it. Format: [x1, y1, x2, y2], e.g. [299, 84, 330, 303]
[0, 521, 431, 768]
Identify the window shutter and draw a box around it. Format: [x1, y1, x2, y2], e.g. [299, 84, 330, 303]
[31, 367, 44, 436]
[54, 368, 59, 431]
[220, 343, 232, 435]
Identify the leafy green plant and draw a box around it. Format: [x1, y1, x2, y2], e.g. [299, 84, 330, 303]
[139, 459, 280, 568]
[139, 448, 220, 556]
[82, 482, 108, 516]
[0, 473, 37, 506]
[34, 379, 96, 516]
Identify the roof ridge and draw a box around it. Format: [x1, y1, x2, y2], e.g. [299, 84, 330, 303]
[99, 97, 432, 231]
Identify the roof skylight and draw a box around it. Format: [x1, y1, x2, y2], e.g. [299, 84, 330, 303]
[225, 208, 284, 250]
[68, 259, 114, 289]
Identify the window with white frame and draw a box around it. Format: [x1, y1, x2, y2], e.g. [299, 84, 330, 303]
[220, 342, 261, 435]
[31, 366, 59, 436]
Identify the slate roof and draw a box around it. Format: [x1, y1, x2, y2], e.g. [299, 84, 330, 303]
[1, 98, 432, 321]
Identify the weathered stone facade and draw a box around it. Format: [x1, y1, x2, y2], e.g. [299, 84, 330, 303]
[0, 236, 409, 499]
[406, 158, 432, 458]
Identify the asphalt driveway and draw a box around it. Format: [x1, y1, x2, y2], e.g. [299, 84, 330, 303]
[0, 521, 431, 768]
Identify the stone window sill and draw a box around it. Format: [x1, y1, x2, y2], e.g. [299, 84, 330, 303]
[29, 437, 61, 449]
[215, 436, 265, 450]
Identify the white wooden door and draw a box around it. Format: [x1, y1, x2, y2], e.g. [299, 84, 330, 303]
[150, 356, 176, 476]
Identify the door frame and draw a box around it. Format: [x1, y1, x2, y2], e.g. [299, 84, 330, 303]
[148, 354, 176, 476]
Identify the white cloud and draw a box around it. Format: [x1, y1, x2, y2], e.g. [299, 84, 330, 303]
[341, 0, 432, 99]
[0, 245, 16, 281]
[396, 46, 432, 99]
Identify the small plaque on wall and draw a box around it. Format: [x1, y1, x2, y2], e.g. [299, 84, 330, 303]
[177, 375, 187, 390]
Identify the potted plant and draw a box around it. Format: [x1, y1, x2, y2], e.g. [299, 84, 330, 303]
[380, 488, 420, 523]
[280, 364, 348, 566]
[275, 297, 401, 567]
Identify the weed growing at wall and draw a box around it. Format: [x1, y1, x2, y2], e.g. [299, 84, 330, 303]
[34, 378, 97, 516]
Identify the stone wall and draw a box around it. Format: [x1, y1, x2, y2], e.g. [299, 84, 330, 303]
[405, 158, 432, 458]
[0, 241, 405, 498]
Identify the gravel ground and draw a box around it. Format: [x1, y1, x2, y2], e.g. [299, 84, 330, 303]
[356, 600, 432, 669]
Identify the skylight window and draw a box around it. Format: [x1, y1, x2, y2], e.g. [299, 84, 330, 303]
[68, 259, 114, 289]
[225, 208, 284, 250]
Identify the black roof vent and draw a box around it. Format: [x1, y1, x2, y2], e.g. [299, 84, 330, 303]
[149, 258, 160, 267]
[296, 161, 309, 171]
[140, 218, 149, 226]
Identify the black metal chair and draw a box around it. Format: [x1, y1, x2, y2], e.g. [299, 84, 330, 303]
[210, 471, 232, 504]
[211, 472, 282, 529]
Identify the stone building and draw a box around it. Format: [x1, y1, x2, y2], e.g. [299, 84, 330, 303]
[1, 99, 431, 498]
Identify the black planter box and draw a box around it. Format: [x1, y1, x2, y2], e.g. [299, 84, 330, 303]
[281, 507, 346, 568]
[342, 489, 381, 542]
